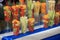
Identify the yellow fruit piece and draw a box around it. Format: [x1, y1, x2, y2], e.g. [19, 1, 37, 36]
[12, 19, 20, 26]
[43, 14, 49, 23]
[43, 14, 48, 19]
[12, 6, 16, 10]
[4, 6, 10, 10]
[43, 20, 48, 23]
[16, 5, 19, 7]
[28, 18, 35, 23]
[56, 12, 60, 16]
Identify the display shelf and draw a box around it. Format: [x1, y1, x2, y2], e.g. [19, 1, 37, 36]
[0, 22, 43, 39]
[2, 23, 60, 40]
[42, 34, 60, 40]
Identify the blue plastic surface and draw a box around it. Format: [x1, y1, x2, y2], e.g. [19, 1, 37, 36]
[2, 23, 60, 40]
[42, 34, 60, 40]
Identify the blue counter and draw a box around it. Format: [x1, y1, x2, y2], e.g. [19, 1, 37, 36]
[42, 34, 60, 40]
[2, 23, 60, 40]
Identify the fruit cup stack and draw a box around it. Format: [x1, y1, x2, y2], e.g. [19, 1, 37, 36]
[28, 18, 35, 32]
[47, 0, 55, 26]
[34, 0, 41, 22]
[41, 0, 46, 15]
[19, 0, 28, 33]
[41, 0, 48, 28]
[43, 14, 49, 28]
[4, 0, 12, 31]
[55, 0, 60, 25]
[27, 0, 33, 18]
[12, 0, 20, 36]
[12, 19, 20, 36]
